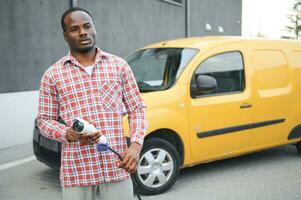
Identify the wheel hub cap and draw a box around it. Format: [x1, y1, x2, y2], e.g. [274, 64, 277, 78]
[152, 162, 162, 175]
[137, 148, 174, 188]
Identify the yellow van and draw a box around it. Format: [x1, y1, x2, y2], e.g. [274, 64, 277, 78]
[125, 36, 301, 195]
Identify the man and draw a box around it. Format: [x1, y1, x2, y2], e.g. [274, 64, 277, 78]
[37, 7, 148, 200]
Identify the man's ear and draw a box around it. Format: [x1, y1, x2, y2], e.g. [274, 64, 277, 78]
[63, 31, 67, 41]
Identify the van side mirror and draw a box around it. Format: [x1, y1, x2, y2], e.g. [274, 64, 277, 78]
[191, 74, 217, 96]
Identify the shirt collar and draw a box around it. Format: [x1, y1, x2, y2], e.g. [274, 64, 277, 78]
[62, 46, 108, 66]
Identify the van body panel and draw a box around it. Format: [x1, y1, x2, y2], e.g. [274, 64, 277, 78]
[250, 48, 290, 147]
[290, 50, 301, 88]
[245, 42, 301, 149]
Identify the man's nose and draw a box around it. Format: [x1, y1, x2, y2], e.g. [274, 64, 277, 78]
[79, 27, 87, 36]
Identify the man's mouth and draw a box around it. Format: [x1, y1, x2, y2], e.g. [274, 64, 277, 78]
[79, 39, 91, 45]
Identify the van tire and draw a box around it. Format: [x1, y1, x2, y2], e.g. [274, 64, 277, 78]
[133, 138, 180, 195]
[296, 141, 301, 154]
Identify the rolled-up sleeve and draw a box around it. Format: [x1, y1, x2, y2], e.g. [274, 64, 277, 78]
[121, 61, 148, 145]
[37, 70, 68, 143]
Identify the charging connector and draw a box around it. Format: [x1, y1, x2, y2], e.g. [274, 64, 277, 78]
[72, 118, 142, 200]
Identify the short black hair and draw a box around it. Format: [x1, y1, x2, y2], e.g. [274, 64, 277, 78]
[61, 7, 93, 32]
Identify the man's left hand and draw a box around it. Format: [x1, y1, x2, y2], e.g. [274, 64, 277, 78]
[118, 142, 142, 174]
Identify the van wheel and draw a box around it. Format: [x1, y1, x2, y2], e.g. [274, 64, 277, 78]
[296, 141, 301, 154]
[133, 138, 180, 195]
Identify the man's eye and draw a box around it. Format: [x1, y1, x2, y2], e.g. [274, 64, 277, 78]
[70, 28, 77, 32]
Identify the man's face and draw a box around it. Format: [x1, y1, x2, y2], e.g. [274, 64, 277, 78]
[63, 11, 97, 53]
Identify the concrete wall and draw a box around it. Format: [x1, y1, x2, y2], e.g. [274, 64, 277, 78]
[79, 0, 186, 57]
[0, 0, 242, 149]
[0, 0, 69, 93]
[189, 0, 242, 36]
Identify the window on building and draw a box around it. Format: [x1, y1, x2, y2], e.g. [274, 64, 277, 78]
[160, 0, 183, 6]
[171, 0, 182, 3]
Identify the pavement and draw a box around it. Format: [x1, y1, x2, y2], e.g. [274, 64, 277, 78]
[0, 143, 60, 200]
[0, 143, 35, 167]
[1, 143, 301, 200]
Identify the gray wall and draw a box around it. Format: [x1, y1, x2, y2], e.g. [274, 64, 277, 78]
[79, 0, 186, 57]
[190, 0, 242, 36]
[0, 0, 241, 93]
[0, 0, 69, 93]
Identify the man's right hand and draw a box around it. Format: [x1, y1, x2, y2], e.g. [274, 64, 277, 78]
[66, 128, 101, 145]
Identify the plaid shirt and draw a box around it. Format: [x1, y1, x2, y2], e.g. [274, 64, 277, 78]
[37, 47, 148, 188]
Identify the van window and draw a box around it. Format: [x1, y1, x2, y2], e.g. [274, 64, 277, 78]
[192, 51, 245, 97]
[127, 48, 198, 92]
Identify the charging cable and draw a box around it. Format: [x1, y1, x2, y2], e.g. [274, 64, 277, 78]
[73, 118, 142, 200]
[97, 143, 142, 200]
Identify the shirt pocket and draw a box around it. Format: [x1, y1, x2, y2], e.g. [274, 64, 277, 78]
[100, 80, 123, 111]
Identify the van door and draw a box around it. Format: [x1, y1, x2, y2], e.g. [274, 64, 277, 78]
[188, 49, 253, 161]
[250, 49, 290, 148]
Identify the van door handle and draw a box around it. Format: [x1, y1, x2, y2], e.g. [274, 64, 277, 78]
[240, 103, 252, 109]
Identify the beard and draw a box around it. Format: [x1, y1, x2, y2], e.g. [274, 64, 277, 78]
[76, 45, 95, 54]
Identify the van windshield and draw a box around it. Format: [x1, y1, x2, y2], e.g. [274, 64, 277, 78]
[126, 48, 198, 92]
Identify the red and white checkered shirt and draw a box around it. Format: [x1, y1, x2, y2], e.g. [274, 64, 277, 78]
[37, 47, 148, 188]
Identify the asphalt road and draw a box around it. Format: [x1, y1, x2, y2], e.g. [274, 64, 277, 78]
[1, 145, 301, 200]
